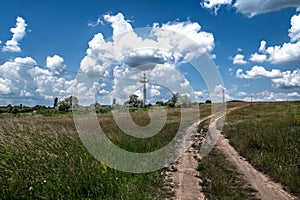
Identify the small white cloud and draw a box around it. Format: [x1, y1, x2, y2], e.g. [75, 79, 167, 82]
[236, 66, 282, 79]
[2, 16, 27, 52]
[88, 18, 104, 27]
[237, 48, 242, 52]
[288, 13, 300, 42]
[233, 54, 248, 65]
[259, 40, 267, 52]
[249, 53, 267, 63]
[201, 0, 232, 14]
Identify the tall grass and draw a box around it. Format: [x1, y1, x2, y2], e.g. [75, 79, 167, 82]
[0, 115, 163, 199]
[197, 117, 258, 200]
[0, 104, 213, 199]
[223, 101, 300, 196]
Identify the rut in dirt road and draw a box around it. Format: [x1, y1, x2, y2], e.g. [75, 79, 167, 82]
[162, 119, 209, 200]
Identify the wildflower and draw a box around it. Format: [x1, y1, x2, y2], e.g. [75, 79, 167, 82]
[29, 186, 33, 191]
[100, 161, 107, 173]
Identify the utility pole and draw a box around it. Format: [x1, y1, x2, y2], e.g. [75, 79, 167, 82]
[222, 88, 225, 103]
[140, 73, 148, 106]
[250, 95, 253, 103]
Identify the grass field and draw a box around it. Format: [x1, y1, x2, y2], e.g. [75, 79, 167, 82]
[2, 102, 298, 199]
[0, 104, 212, 199]
[222, 101, 300, 196]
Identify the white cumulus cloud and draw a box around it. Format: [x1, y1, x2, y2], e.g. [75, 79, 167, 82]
[237, 66, 300, 89]
[249, 53, 267, 63]
[236, 66, 282, 79]
[272, 69, 300, 89]
[233, 54, 248, 65]
[2, 17, 27, 52]
[46, 55, 66, 75]
[103, 13, 133, 37]
[289, 13, 300, 42]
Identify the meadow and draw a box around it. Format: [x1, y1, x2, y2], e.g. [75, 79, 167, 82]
[0, 105, 211, 199]
[1, 101, 299, 199]
[221, 101, 300, 196]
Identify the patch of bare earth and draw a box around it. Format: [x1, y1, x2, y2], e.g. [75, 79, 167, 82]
[162, 119, 208, 200]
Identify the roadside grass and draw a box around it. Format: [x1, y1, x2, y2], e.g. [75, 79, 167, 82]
[197, 118, 258, 200]
[0, 115, 164, 199]
[198, 149, 258, 200]
[0, 104, 212, 199]
[222, 101, 300, 196]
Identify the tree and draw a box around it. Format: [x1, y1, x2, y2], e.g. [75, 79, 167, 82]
[58, 96, 79, 112]
[53, 97, 58, 108]
[167, 93, 179, 108]
[205, 99, 212, 104]
[125, 94, 143, 110]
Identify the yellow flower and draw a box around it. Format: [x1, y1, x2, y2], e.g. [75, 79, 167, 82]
[100, 161, 107, 173]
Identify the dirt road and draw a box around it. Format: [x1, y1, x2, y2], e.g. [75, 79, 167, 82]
[163, 106, 297, 200]
[212, 112, 297, 200]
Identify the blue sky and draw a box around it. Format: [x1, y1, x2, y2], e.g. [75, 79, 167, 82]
[0, 0, 300, 106]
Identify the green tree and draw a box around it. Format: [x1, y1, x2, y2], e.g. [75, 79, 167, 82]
[53, 97, 58, 108]
[58, 96, 79, 112]
[125, 94, 143, 110]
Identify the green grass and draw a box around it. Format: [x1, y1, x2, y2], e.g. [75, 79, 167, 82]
[198, 149, 258, 200]
[0, 104, 213, 199]
[197, 118, 258, 200]
[223, 101, 300, 197]
[0, 115, 164, 199]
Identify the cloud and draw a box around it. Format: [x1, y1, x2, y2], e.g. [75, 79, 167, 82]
[1, 12, 217, 106]
[77, 12, 216, 105]
[159, 21, 215, 58]
[103, 13, 133, 37]
[0, 56, 81, 105]
[249, 53, 267, 63]
[287, 91, 300, 97]
[201, 0, 232, 14]
[233, 54, 248, 65]
[265, 41, 300, 64]
[289, 13, 300, 42]
[233, 0, 300, 17]
[236, 65, 282, 79]
[210, 85, 232, 102]
[0, 78, 12, 94]
[250, 14, 300, 64]
[259, 40, 267, 52]
[88, 17, 104, 27]
[46, 55, 66, 75]
[237, 66, 300, 89]
[2, 17, 27, 52]
[272, 69, 300, 89]
[201, 0, 300, 17]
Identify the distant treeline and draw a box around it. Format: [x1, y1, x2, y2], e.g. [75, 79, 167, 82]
[0, 93, 214, 115]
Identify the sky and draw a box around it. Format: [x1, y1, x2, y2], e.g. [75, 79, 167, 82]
[0, 0, 300, 106]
